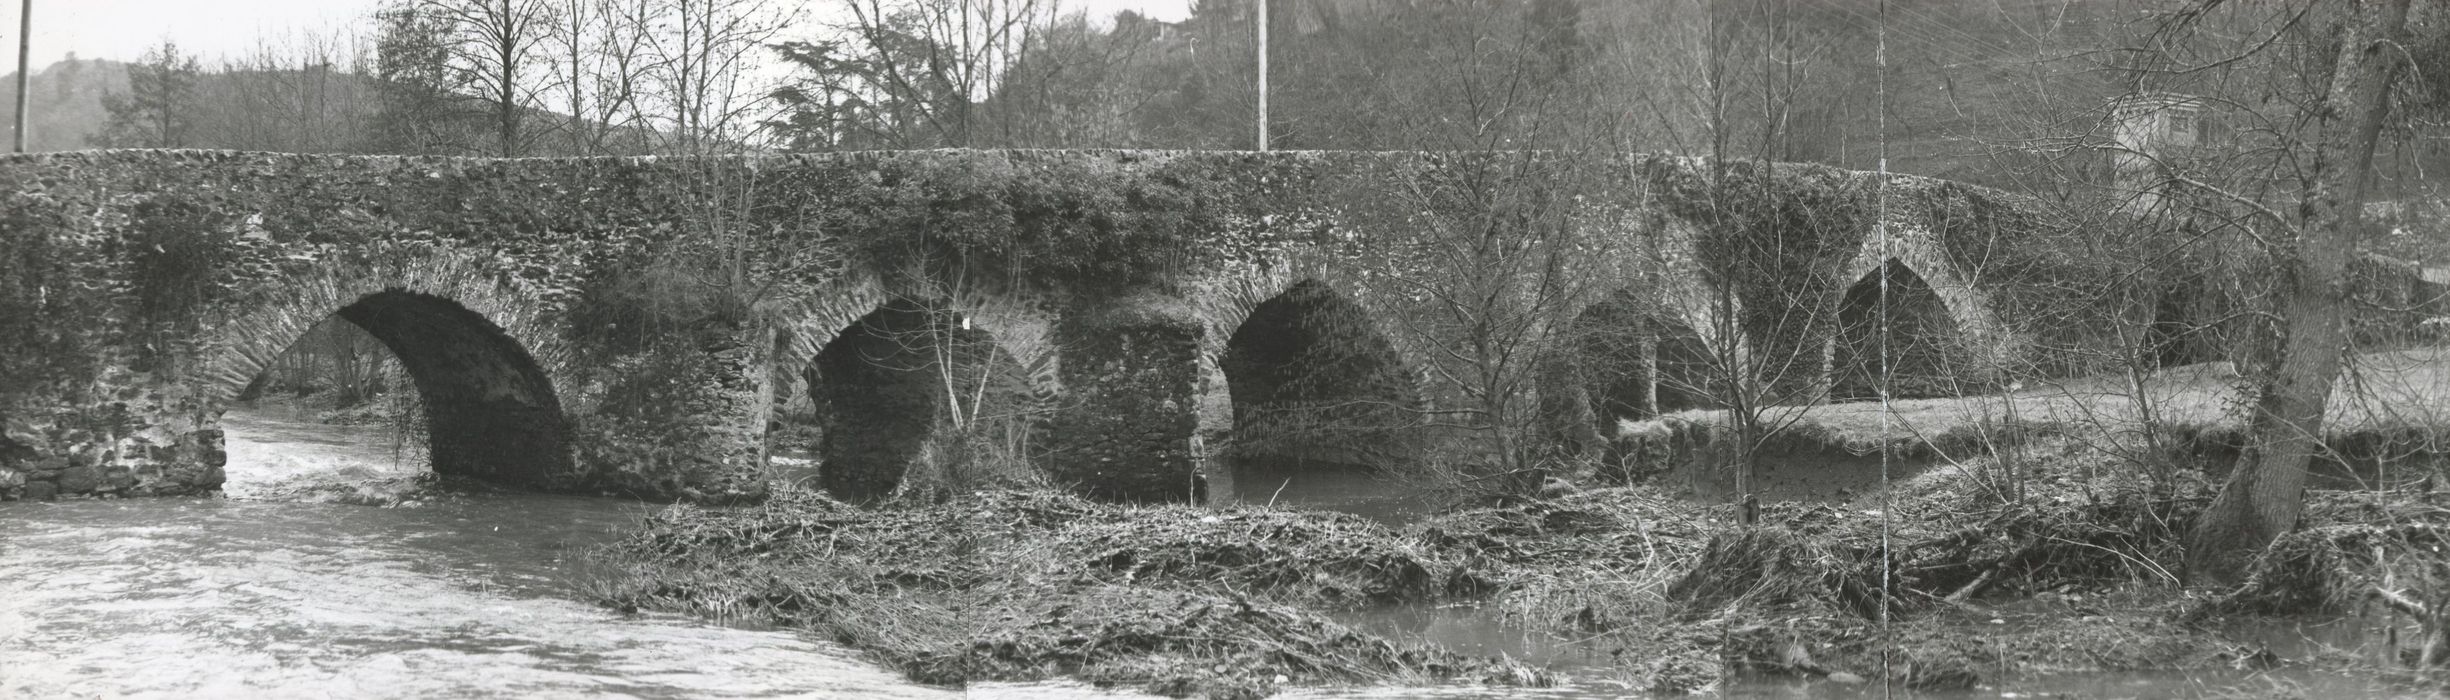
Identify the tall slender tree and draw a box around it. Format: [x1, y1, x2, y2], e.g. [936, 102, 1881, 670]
[422, 0, 551, 155]
[2183, 0, 2419, 585]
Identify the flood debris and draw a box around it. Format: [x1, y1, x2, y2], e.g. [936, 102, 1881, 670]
[2194, 491, 2450, 671]
[588, 436, 2437, 697]
[588, 486, 1543, 698]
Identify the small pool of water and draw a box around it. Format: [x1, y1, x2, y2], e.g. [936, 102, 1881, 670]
[1227, 458, 1442, 525]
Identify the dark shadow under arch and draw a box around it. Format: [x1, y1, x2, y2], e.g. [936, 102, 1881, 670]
[1832, 259, 1967, 401]
[810, 299, 1030, 502]
[1570, 290, 1717, 429]
[325, 290, 571, 485]
[1219, 280, 1421, 472]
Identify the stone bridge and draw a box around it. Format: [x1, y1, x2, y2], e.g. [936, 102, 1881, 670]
[0, 150, 2101, 503]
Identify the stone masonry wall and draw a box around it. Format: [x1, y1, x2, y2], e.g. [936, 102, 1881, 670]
[0, 149, 2102, 503]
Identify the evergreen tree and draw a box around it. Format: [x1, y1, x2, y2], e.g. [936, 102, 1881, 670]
[368, 1, 478, 154]
[92, 42, 201, 148]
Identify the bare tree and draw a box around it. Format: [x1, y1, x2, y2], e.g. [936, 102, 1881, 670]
[1311, 0, 1641, 502]
[539, 0, 655, 154]
[420, 0, 552, 155]
[632, 0, 798, 152]
[205, 31, 374, 153]
[2176, 0, 2420, 585]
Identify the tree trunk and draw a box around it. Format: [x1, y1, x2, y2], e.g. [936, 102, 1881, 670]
[2183, 0, 2410, 587]
[1641, 333, 1660, 417]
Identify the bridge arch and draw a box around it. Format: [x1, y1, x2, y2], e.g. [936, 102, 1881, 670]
[778, 278, 1053, 502]
[1564, 289, 1722, 429]
[203, 249, 574, 487]
[1827, 250, 1998, 400]
[1554, 208, 1748, 435]
[1217, 278, 1423, 464]
[1182, 254, 1429, 501]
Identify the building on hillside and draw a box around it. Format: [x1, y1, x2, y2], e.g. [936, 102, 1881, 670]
[2108, 91, 2208, 217]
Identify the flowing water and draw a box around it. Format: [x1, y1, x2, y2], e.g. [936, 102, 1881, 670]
[0, 410, 1113, 699]
[0, 409, 968, 698]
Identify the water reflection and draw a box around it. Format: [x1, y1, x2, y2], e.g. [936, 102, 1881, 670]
[1227, 458, 1439, 526]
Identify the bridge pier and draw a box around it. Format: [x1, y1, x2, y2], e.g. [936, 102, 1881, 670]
[1043, 294, 1207, 503]
[571, 321, 778, 501]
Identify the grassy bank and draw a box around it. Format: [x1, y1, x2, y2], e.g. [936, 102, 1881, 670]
[572, 429, 2450, 696]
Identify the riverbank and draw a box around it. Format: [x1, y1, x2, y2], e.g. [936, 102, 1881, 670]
[584, 431, 2450, 698]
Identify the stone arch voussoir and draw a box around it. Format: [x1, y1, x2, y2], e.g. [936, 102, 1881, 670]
[200, 246, 573, 407]
[770, 275, 1062, 409]
[199, 244, 577, 486]
[1183, 246, 1439, 474]
[941, 285, 1064, 406]
[768, 274, 892, 399]
[1835, 218, 2016, 374]
[1182, 247, 1434, 439]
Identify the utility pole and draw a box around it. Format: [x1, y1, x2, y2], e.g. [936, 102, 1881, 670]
[1254, 0, 1274, 150]
[13, 0, 28, 152]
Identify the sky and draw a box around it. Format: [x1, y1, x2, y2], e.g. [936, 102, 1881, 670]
[6, 0, 1197, 67]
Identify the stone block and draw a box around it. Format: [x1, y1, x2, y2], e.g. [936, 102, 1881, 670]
[56, 465, 100, 493]
[1, 416, 42, 449]
[100, 466, 136, 491]
[188, 430, 229, 468]
[22, 480, 57, 501]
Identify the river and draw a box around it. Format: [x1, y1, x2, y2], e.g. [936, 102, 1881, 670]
[0, 408, 968, 698]
[0, 411, 1147, 699]
[0, 411, 2432, 699]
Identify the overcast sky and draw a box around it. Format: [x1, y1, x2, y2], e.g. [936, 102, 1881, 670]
[9, 0, 1196, 66]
